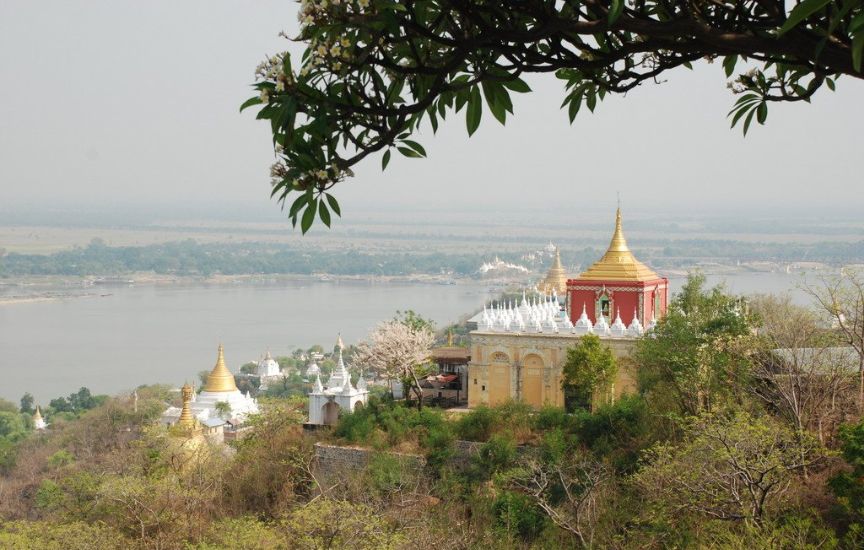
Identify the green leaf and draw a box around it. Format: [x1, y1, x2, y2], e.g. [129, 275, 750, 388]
[608, 0, 624, 24]
[466, 86, 482, 136]
[826, 77, 835, 91]
[723, 55, 738, 78]
[778, 0, 831, 36]
[757, 102, 768, 124]
[586, 92, 597, 112]
[401, 140, 427, 157]
[502, 78, 531, 93]
[568, 96, 582, 123]
[301, 200, 317, 234]
[319, 201, 331, 227]
[742, 107, 756, 136]
[853, 33, 864, 72]
[382, 150, 391, 170]
[325, 193, 341, 217]
[239, 96, 263, 113]
[289, 193, 309, 218]
[397, 146, 422, 158]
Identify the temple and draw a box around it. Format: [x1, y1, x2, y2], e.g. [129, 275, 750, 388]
[567, 208, 668, 329]
[539, 247, 569, 296]
[307, 334, 369, 426]
[468, 208, 667, 410]
[162, 345, 259, 428]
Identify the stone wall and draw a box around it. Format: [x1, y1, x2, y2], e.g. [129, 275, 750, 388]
[313, 440, 484, 482]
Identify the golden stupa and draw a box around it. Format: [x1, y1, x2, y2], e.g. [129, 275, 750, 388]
[33, 405, 43, 423]
[177, 383, 199, 430]
[540, 247, 569, 295]
[203, 344, 239, 393]
[578, 209, 660, 282]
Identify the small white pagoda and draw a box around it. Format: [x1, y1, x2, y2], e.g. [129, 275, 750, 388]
[33, 406, 47, 430]
[255, 350, 283, 389]
[307, 334, 368, 426]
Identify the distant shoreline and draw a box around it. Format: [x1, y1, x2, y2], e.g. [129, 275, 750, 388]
[0, 272, 503, 306]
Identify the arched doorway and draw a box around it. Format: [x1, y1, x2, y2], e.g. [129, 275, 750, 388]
[521, 354, 544, 408]
[488, 352, 511, 406]
[353, 401, 364, 412]
[322, 401, 340, 425]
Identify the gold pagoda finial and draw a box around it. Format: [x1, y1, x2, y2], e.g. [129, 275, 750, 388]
[33, 405, 43, 422]
[447, 329, 454, 347]
[203, 344, 239, 393]
[577, 207, 660, 282]
[336, 333, 344, 350]
[177, 383, 197, 429]
[608, 208, 629, 253]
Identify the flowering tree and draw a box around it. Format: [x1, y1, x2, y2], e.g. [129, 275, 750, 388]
[353, 320, 435, 408]
[244, 0, 864, 231]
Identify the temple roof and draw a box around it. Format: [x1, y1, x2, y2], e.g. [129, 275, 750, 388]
[203, 344, 239, 393]
[577, 209, 660, 283]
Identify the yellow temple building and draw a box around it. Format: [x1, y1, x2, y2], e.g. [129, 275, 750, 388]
[468, 209, 666, 410]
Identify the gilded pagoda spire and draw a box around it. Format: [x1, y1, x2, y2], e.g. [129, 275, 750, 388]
[577, 208, 660, 282]
[177, 383, 197, 429]
[608, 208, 629, 253]
[203, 344, 239, 393]
[33, 405, 43, 423]
[540, 246, 568, 295]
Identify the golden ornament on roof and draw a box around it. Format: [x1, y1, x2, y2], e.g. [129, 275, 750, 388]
[578, 209, 660, 282]
[203, 344, 239, 393]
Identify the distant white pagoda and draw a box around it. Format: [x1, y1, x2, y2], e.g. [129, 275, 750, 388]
[307, 334, 368, 426]
[33, 406, 47, 430]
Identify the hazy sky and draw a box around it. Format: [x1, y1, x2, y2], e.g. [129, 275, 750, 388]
[1, 0, 861, 221]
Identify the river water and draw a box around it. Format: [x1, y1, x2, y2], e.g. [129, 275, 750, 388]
[0, 271, 820, 402]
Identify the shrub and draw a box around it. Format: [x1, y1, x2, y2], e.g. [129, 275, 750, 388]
[474, 433, 517, 480]
[492, 491, 548, 541]
[455, 406, 496, 441]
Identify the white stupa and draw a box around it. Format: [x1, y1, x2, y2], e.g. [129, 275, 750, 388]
[610, 309, 628, 338]
[256, 351, 281, 378]
[307, 334, 368, 426]
[32, 406, 47, 430]
[305, 361, 321, 378]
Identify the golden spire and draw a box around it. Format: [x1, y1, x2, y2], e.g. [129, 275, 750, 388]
[177, 383, 197, 429]
[33, 405, 43, 422]
[447, 329, 454, 347]
[336, 333, 344, 350]
[578, 208, 660, 282]
[608, 208, 629, 252]
[540, 246, 568, 295]
[203, 344, 239, 393]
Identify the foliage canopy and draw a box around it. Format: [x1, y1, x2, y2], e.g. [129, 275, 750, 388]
[245, 0, 864, 231]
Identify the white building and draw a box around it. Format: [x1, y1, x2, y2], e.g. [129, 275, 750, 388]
[307, 335, 368, 426]
[255, 351, 283, 389]
[32, 405, 47, 430]
[304, 360, 321, 379]
[162, 345, 260, 426]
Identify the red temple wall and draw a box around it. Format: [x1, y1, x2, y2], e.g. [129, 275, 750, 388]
[568, 279, 669, 327]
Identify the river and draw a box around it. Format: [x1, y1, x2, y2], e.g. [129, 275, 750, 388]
[0, 271, 822, 402]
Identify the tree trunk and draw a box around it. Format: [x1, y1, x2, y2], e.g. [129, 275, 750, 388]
[859, 356, 864, 414]
[410, 369, 424, 411]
